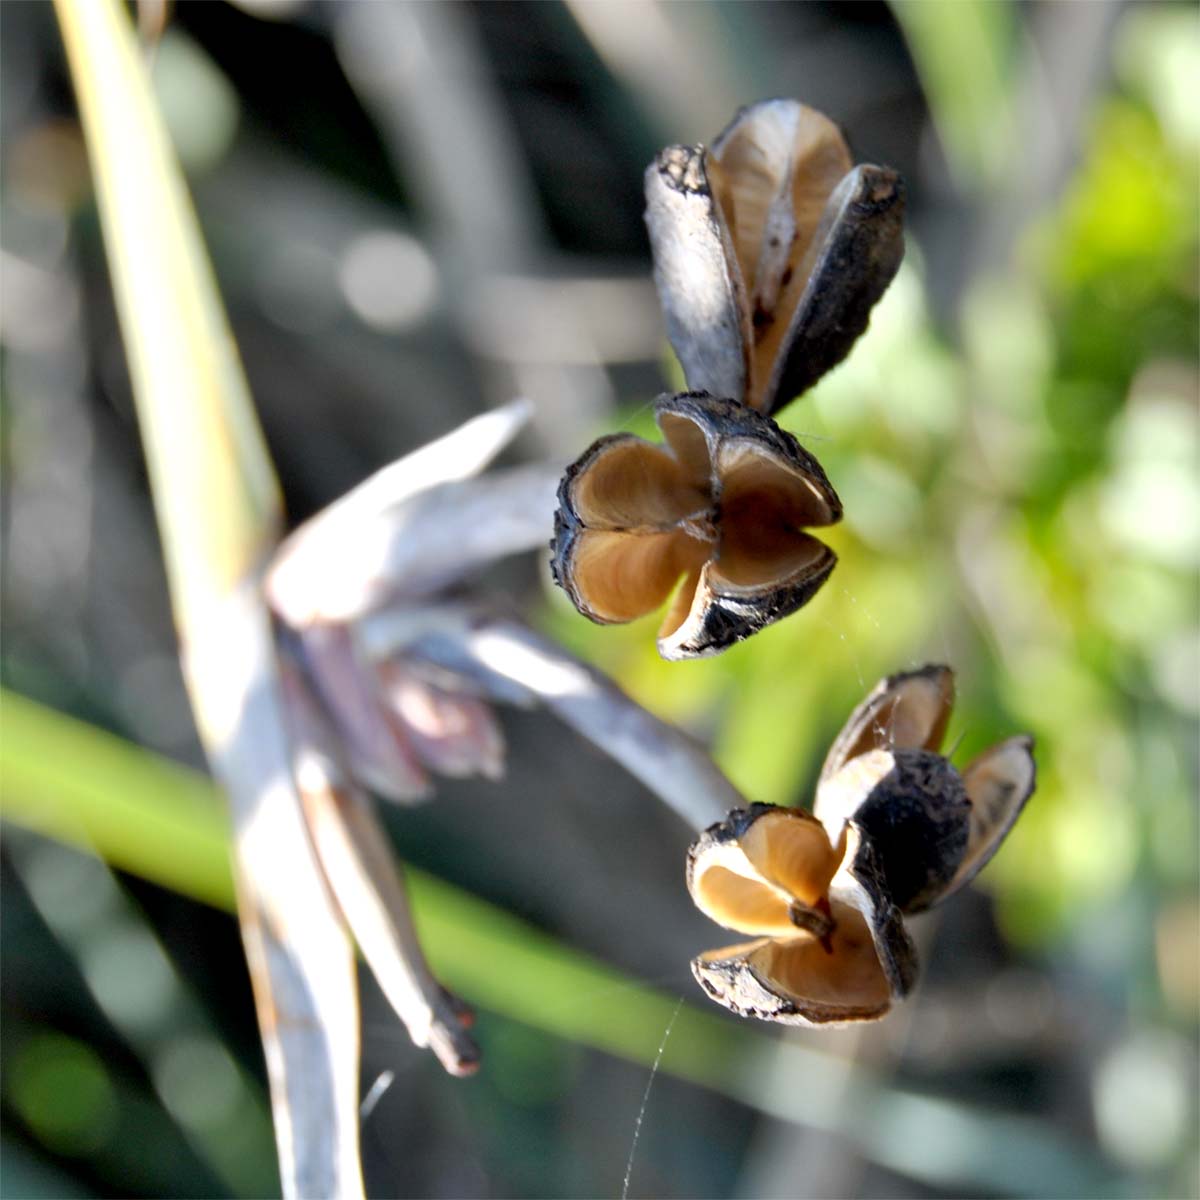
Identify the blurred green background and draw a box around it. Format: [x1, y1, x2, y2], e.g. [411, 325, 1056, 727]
[2, 1, 1196, 1197]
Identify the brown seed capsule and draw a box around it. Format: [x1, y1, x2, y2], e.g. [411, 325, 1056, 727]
[817, 747, 970, 914]
[819, 662, 955, 783]
[952, 734, 1039, 900]
[687, 803, 845, 937]
[550, 391, 842, 659]
[645, 98, 905, 416]
[814, 664, 1037, 913]
[685, 665, 1036, 1026]
[687, 807, 916, 1026]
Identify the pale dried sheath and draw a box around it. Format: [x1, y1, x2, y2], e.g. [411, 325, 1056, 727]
[295, 766, 480, 1075]
[267, 410, 559, 626]
[277, 646, 479, 1075]
[186, 589, 364, 1197]
[53, 1, 365, 1192]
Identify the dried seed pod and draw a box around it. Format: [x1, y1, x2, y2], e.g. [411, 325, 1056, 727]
[645, 98, 905, 416]
[688, 808, 916, 1026]
[950, 734, 1037, 899]
[815, 665, 1037, 913]
[687, 804, 844, 938]
[817, 747, 970, 914]
[685, 666, 1035, 1026]
[550, 391, 842, 659]
[819, 663, 955, 783]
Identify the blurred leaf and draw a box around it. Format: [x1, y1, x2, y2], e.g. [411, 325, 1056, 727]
[150, 28, 240, 173]
[8, 1033, 119, 1155]
[890, 0, 1017, 187]
[1051, 102, 1194, 289]
[1113, 6, 1200, 153]
[4, 690, 233, 911]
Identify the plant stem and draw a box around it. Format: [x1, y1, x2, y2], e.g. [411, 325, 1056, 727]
[361, 605, 743, 832]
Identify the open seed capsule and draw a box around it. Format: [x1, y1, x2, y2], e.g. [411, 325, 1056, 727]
[685, 666, 1036, 1026]
[815, 665, 1037, 913]
[550, 391, 841, 659]
[645, 98, 905, 416]
[816, 747, 971, 914]
[951, 734, 1038, 900]
[687, 804, 845, 937]
[687, 806, 916, 1025]
[819, 663, 955, 783]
